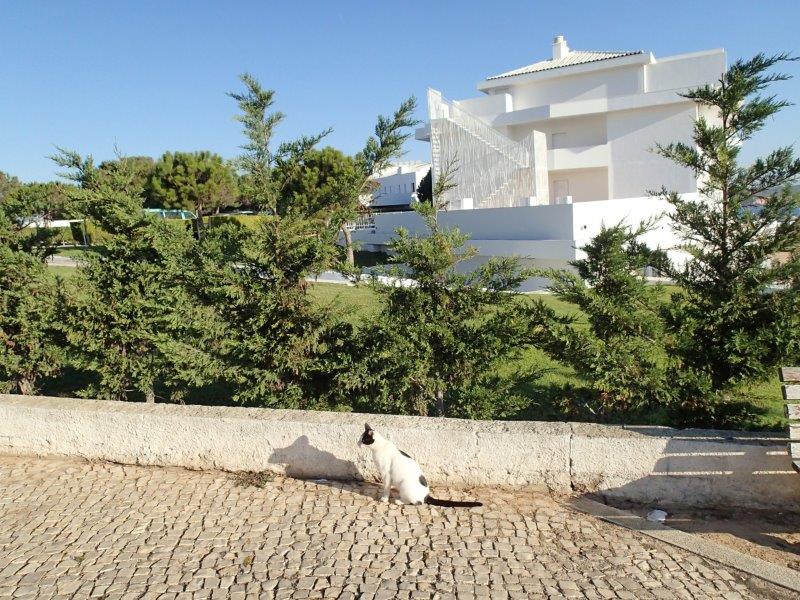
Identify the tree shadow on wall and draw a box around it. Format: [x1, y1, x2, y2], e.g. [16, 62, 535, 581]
[569, 428, 800, 563]
[267, 435, 379, 500]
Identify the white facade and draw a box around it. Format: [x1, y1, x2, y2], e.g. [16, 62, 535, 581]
[353, 36, 727, 284]
[369, 162, 430, 210]
[419, 36, 725, 206]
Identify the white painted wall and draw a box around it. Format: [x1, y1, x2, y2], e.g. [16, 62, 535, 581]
[548, 145, 609, 171]
[371, 164, 430, 208]
[646, 50, 726, 93]
[455, 93, 513, 124]
[355, 197, 684, 270]
[357, 204, 576, 246]
[607, 102, 698, 198]
[508, 114, 607, 148]
[571, 196, 681, 259]
[548, 167, 609, 203]
[511, 64, 644, 110]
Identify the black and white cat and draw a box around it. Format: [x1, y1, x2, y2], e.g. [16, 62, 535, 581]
[358, 423, 482, 508]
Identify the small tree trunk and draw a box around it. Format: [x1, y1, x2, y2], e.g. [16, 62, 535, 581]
[145, 386, 156, 404]
[435, 390, 445, 417]
[341, 225, 355, 267]
[196, 202, 205, 231]
[17, 377, 35, 396]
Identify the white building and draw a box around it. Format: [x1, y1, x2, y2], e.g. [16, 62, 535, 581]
[353, 36, 726, 282]
[369, 161, 430, 211]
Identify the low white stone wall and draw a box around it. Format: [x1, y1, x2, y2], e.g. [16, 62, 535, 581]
[1, 394, 798, 509]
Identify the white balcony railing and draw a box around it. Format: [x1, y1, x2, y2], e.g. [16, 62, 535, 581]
[345, 214, 376, 233]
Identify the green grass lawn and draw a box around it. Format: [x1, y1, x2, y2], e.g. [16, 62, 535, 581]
[308, 282, 383, 323]
[48, 265, 78, 279]
[54, 247, 94, 259]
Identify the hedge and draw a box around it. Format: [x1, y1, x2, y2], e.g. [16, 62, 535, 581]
[206, 214, 269, 230]
[83, 221, 114, 245]
[19, 225, 81, 247]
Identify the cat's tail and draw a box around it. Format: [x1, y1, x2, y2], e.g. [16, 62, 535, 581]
[425, 495, 482, 508]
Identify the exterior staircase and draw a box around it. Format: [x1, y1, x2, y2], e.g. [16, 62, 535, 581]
[427, 89, 548, 210]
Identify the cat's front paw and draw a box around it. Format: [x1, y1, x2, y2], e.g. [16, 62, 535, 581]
[379, 494, 389, 503]
[393, 498, 404, 505]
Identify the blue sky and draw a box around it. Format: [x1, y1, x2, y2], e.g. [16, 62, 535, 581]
[1, 0, 799, 182]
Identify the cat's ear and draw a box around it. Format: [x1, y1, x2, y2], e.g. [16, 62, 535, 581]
[364, 423, 372, 432]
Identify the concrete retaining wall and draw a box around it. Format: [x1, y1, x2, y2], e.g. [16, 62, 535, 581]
[2, 394, 798, 509]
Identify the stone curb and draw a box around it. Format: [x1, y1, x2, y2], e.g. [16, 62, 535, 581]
[571, 497, 800, 594]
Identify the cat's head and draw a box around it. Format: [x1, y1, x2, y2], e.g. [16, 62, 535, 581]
[358, 423, 376, 446]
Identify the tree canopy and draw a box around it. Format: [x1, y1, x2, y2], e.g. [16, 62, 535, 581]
[274, 146, 360, 218]
[147, 151, 239, 216]
[531, 223, 671, 416]
[0, 171, 21, 202]
[55, 156, 220, 402]
[97, 155, 155, 198]
[416, 168, 432, 203]
[0, 173, 64, 394]
[176, 74, 340, 407]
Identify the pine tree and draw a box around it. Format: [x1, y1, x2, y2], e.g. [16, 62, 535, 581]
[340, 164, 539, 418]
[56, 155, 220, 402]
[415, 168, 432, 203]
[147, 151, 239, 217]
[655, 54, 800, 401]
[188, 216, 338, 407]
[97, 156, 155, 199]
[531, 223, 671, 416]
[0, 250, 62, 394]
[273, 146, 360, 219]
[0, 174, 64, 394]
[273, 98, 419, 267]
[228, 73, 330, 213]
[0, 171, 21, 203]
[184, 74, 339, 407]
[340, 99, 419, 266]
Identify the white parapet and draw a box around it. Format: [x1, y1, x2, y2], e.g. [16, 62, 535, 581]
[1, 394, 798, 508]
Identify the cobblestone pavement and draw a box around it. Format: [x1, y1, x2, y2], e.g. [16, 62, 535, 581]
[0, 455, 792, 600]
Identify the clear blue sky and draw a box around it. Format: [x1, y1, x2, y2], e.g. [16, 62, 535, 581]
[2, 0, 799, 182]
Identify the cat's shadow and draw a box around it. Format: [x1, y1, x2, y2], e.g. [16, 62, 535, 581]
[268, 435, 379, 501]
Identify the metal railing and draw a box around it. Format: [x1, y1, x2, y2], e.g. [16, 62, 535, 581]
[345, 214, 376, 232]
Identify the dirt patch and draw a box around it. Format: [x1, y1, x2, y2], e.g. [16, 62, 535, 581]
[230, 470, 277, 488]
[601, 498, 800, 571]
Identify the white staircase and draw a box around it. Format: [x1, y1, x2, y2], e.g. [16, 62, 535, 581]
[427, 89, 548, 210]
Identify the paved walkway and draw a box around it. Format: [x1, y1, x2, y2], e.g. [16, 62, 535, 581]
[0, 456, 790, 600]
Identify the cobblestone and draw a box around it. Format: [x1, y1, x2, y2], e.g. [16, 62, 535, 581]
[0, 455, 791, 599]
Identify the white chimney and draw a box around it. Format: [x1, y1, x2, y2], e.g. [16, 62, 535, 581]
[552, 35, 570, 60]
